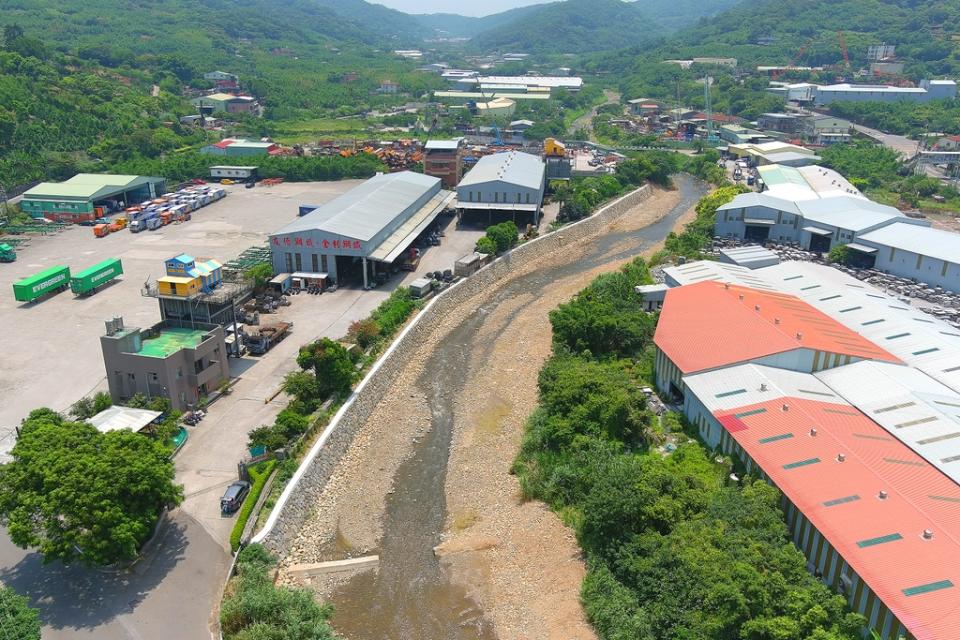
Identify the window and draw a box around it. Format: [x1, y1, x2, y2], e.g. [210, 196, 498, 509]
[526, 192, 531, 204]
[468, 191, 474, 202]
[284, 252, 293, 272]
[149, 372, 159, 382]
[294, 253, 302, 271]
[312, 254, 319, 272]
[494, 192, 499, 203]
[321, 255, 328, 272]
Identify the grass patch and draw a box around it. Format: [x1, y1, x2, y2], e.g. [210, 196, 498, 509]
[267, 117, 372, 144]
[229, 459, 277, 552]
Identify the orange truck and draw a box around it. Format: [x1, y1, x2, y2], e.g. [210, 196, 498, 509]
[93, 224, 110, 238]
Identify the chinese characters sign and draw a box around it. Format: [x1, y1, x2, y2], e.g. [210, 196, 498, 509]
[272, 236, 362, 251]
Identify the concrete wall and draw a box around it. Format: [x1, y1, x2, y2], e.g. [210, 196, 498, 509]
[252, 184, 653, 555]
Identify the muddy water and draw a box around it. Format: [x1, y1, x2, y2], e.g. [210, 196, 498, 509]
[330, 175, 709, 639]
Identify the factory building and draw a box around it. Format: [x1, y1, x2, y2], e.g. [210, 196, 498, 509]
[423, 140, 463, 188]
[714, 164, 926, 251]
[101, 317, 229, 411]
[269, 172, 453, 288]
[655, 266, 960, 640]
[191, 93, 260, 115]
[468, 75, 583, 92]
[652, 280, 898, 400]
[726, 141, 819, 167]
[200, 138, 277, 157]
[812, 79, 956, 105]
[851, 222, 960, 293]
[457, 151, 546, 225]
[20, 173, 166, 222]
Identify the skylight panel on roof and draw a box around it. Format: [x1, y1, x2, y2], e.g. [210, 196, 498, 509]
[857, 533, 903, 548]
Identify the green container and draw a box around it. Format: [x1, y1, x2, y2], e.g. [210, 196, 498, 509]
[70, 258, 123, 295]
[13, 265, 71, 302]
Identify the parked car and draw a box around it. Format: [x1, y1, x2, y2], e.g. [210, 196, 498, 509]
[220, 480, 251, 514]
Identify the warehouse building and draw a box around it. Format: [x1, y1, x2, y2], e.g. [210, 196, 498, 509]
[652, 280, 898, 399]
[20, 173, 166, 222]
[812, 79, 956, 105]
[466, 75, 583, 92]
[854, 222, 960, 292]
[101, 317, 229, 411]
[715, 165, 927, 252]
[727, 141, 820, 167]
[656, 274, 960, 640]
[191, 93, 260, 115]
[269, 172, 454, 288]
[200, 138, 277, 157]
[457, 151, 545, 225]
[423, 140, 463, 188]
[210, 166, 258, 180]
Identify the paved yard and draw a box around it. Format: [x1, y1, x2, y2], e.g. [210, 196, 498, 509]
[0, 179, 487, 639]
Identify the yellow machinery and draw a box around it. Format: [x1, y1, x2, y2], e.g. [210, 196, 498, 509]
[544, 138, 567, 158]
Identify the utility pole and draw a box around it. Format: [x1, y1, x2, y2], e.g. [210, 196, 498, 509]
[703, 76, 714, 142]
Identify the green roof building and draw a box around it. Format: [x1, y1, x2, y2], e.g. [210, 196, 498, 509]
[21, 173, 166, 222]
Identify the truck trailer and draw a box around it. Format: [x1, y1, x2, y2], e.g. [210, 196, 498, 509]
[70, 258, 123, 295]
[13, 265, 71, 302]
[243, 321, 292, 355]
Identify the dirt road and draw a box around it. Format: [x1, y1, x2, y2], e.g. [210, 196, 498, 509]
[279, 175, 709, 639]
[568, 89, 621, 141]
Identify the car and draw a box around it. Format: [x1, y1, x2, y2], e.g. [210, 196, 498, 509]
[78, 219, 97, 227]
[220, 480, 251, 514]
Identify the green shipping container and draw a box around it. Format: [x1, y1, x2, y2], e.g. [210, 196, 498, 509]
[70, 258, 123, 295]
[12, 265, 71, 302]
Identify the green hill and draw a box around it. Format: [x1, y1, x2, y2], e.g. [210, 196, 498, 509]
[659, 0, 960, 74]
[415, 5, 545, 38]
[468, 0, 662, 54]
[311, 0, 427, 43]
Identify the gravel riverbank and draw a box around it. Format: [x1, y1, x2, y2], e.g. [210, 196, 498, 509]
[277, 178, 707, 639]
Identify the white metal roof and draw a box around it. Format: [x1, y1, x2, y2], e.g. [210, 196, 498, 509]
[425, 140, 460, 151]
[719, 245, 780, 268]
[474, 75, 583, 88]
[859, 222, 960, 265]
[368, 190, 455, 263]
[273, 172, 441, 242]
[817, 83, 926, 94]
[662, 260, 778, 290]
[458, 151, 545, 191]
[88, 406, 162, 434]
[816, 360, 960, 485]
[799, 196, 906, 232]
[684, 363, 843, 414]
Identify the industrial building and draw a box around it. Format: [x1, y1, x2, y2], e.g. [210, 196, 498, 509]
[654, 263, 960, 640]
[200, 138, 277, 157]
[755, 112, 851, 144]
[269, 172, 454, 288]
[191, 93, 260, 115]
[210, 166, 258, 180]
[20, 174, 166, 222]
[466, 75, 583, 92]
[423, 140, 463, 188]
[203, 70, 239, 90]
[854, 222, 960, 292]
[101, 317, 230, 411]
[714, 164, 926, 251]
[457, 151, 546, 225]
[727, 141, 820, 167]
[475, 97, 516, 117]
[813, 79, 956, 105]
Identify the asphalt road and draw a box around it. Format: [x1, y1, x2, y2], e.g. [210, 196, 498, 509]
[851, 122, 920, 158]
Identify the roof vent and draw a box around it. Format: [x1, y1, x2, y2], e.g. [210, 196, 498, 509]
[796, 331, 803, 340]
[837, 453, 846, 463]
[755, 304, 761, 311]
[774, 317, 781, 324]
[724, 283, 730, 289]
[809, 428, 817, 437]
[759, 383, 768, 392]
[922, 529, 934, 540]
[878, 490, 888, 500]
[782, 403, 790, 412]
[738, 293, 745, 300]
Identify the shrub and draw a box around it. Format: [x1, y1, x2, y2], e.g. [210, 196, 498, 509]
[347, 318, 381, 349]
[475, 235, 497, 255]
[229, 460, 276, 552]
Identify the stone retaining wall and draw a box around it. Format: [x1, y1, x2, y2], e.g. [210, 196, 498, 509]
[254, 184, 652, 555]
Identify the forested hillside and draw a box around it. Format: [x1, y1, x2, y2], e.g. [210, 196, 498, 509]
[415, 5, 545, 38]
[656, 0, 960, 75]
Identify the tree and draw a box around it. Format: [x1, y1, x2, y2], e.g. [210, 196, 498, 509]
[485, 221, 519, 253]
[2, 24, 24, 47]
[0, 412, 183, 566]
[0, 586, 40, 640]
[283, 370, 322, 406]
[245, 262, 273, 289]
[475, 236, 496, 255]
[828, 244, 852, 265]
[347, 318, 381, 349]
[296, 338, 356, 398]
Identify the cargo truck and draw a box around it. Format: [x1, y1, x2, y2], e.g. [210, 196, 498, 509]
[70, 258, 123, 295]
[146, 216, 162, 231]
[13, 265, 70, 302]
[0, 243, 15, 263]
[93, 223, 110, 238]
[243, 321, 292, 355]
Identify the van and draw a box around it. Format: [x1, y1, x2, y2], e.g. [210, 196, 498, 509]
[220, 481, 251, 514]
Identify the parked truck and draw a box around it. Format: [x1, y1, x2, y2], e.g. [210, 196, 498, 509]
[0, 243, 16, 263]
[243, 321, 292, 355]
[13, 265, 71, 302]
[70, 258, 123, 295]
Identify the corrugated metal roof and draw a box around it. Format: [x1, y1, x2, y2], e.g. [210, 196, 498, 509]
[684, 363, 841, 413]
[424, 140, 460, 151]
[272, 172, 441, 242]
[23, 174, 161, 201]
[716, 192, 803, 215]
[457, 151, 545, 191]
[706, 391, 960, 640]
[718, 245, 780, 268]
[860, 222, 960, 265]
[817, 360, 960, 486]
[799, 197, 907, 232]
[474, 75, 583, 88]
[88, 406, 162, 434]
[654, 280, 899, 374]
[663, 261, 779, 290]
